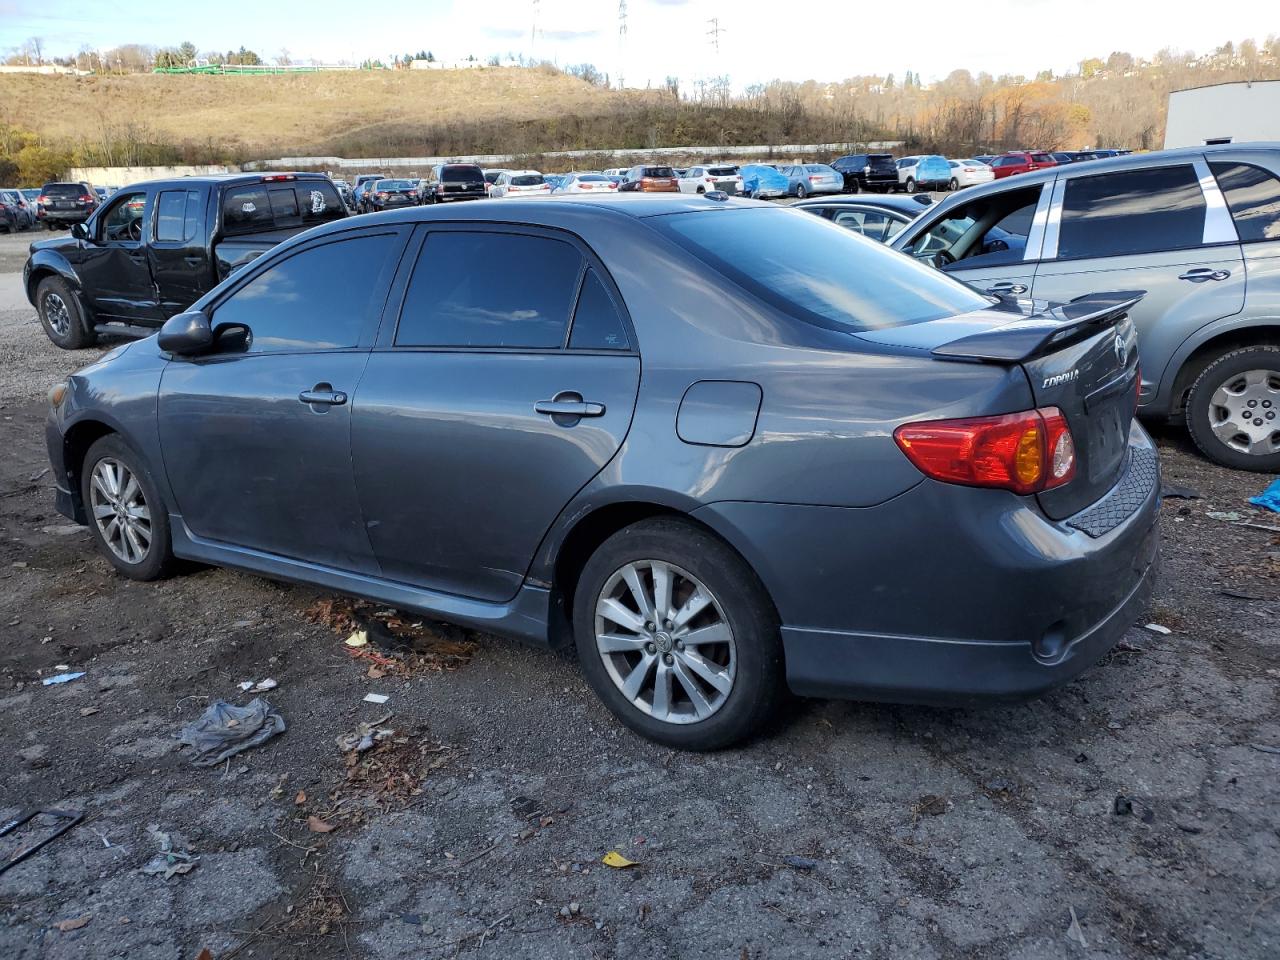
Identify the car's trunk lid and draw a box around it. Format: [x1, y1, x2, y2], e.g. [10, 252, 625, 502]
[857, 291, 1143, 519]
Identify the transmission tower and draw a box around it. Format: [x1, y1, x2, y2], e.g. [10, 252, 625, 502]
[707, 17, 723, 56]
[617, 0, 628, 88]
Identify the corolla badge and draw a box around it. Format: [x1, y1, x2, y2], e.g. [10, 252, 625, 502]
[1042, 369, 1079, 389]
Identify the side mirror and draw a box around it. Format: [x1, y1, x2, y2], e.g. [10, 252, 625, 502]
[70, 223, 89, 241]
[158, 310, 213, 356]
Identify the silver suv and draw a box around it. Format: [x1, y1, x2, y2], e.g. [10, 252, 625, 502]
[892, 143, 1280, 471]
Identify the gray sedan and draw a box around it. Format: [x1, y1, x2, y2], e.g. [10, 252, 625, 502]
[44, 195, 1158, 749]
[777, 163, 843, 198]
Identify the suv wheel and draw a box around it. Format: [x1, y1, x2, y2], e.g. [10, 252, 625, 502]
[847, 179, 861, 194]
[1185, 346, 1280, 471]
[572, 518, 785, 750]
[905, 177, 918, 194]
[36, 276, 96, 350]
[949, 177, 960, 191]
[80, 435, 175, 581]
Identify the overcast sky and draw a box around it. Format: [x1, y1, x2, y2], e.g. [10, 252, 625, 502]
[0, 0, 1271, 88]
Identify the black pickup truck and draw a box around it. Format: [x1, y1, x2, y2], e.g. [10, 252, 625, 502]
[24, 173, 347, 348]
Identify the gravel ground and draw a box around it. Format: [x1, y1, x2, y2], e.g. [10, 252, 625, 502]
[0, 230, 1277, 960]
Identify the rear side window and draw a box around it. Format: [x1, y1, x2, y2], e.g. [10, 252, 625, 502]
[1210, 162, 1280, 242]
[222, 181, 344, 235]
[397, 232, 583, 348]
[569, 270, 629, 350]
[223, 186, 273, 234]
[213, 234, 398, 353]
[1057, 165, 1205, 259]
[155, 190, 200, 242]
[654, 208, 990, 332]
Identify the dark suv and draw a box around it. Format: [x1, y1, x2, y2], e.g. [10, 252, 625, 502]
[423, 163, 486, 203]
[39, 181, 98, 230]
[830, 154, 898, 193]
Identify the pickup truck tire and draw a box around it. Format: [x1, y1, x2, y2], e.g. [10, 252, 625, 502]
[80, 434, 176, 581]
[37, 276, 96, 350]
[572, 517, 786, 751]
[1185, 345, 1280, 472]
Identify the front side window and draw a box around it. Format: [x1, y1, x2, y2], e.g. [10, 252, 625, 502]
[1057, 165, 1205, 259]
[155, 190, 200, 243]
[396, 231, 583, 348]
[1210, 161, 1280, 242]
[654, 207, 990, 333]
[212, 233, 398, 353]
[905, 185, 1040, 267]
[101, 191, 147, 242]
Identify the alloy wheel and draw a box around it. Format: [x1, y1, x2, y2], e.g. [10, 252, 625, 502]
[89, 457, 152, 564]
[594, 559, 736, 725]
[1208, 368, 1280, 455]
[44, 292, 71, 338]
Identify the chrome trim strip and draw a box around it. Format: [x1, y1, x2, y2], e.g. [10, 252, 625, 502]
[1023, 180, 1053, 262]
[1040, 177, 1066, 261]
[1192, 156, 1239, 245]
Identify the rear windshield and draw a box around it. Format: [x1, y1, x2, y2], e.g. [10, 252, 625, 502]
[652, 208, 989, 333]
[576, 175, 611, 182]
[440, 166, 482, 181]
[511, 175, 545, 186]
[643, 167, 675, 178]
[804, 165, 828, 173]
[376, 179, 414, 190]
[707, 166, 738, 176]
[484, 171, 504, 183]
[222, 180, 344, 236]
[42, 183, 85, 198]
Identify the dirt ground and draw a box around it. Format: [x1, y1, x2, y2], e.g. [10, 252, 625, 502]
[0, 229, 1277, 960]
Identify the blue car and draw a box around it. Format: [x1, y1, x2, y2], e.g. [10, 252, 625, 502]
[896, 155, 951, 194]
[738, 164, 790, 200]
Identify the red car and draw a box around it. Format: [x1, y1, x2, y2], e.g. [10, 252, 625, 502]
[989, 151, 1058, 179]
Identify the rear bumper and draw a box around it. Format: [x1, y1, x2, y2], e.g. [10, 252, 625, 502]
[693, 421, 1161, 705]
[435, 190, 485, 202]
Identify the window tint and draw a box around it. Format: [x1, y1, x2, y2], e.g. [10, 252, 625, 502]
[440, 165, 483, 182]
[654, 208, 990, 333]
[101, 192, 146, 242]
[213, 234, 397, 353]
[831, 208, 894, 242]
[397, 232, 582, 348]
[269, 187, 299, 220]
[223, 181, 343, 235]
[643, 167, 675, 177]
[42, 183, 84, 198]
[223, 185, 273, 235]
[511, 174, 545, 186]
[1210, 162, 1280, 242]
[1058, 165, 1205, 259]
[155, 189, 199, 242]
[905, 186, 1039, 267]
[569, 269, 629, 350]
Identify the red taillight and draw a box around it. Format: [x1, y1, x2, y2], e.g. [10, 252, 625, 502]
[376, 192, 387, 198]
[79, 195, 94, 202]
[894, 407, 1075, 495]
[262, 174, 297, 182]
[1134, 364, 1142, 411]
[38, 195, 48, 204]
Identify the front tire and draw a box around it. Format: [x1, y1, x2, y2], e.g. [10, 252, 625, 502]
[80, 435, 175, 581]
[905, 177, 918, 194]
[572, 517, 785, 751]
[795, 184, 808, 199]
[848, 179, 861, 194]
[36, 276, 95, 350]
[949, 177, 960, 191]
[1185, 346, 1280, 471]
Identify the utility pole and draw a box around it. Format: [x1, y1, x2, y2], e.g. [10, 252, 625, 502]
[531, 0, 541, 59]
[707, 18, 722, 56]
[617, 0, 628, 89]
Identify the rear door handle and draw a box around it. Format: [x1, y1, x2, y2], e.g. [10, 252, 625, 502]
[986, 282, 1028, 295]
[183, 255, 203, 266]
[535, 396, 606, 418]
[299, 386, 347, 406]
[1178, 268, 1231, 282]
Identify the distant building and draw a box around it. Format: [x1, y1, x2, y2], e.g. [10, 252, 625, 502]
[1165, 80, 1280, 148]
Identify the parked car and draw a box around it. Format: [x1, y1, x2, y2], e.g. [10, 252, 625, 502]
[792, 193, 932, 242]
[0, 188, 36, 231]
[38, 181, 99, 230]
[551, 173, 619, 195]
[830, 153, 899, 193]
[332, 179, 355, 208]
[738, 164, 790, 199]
[352, 174, 386, 212]
[490, 171, 552, 199]
[989, 151, 1058, 179]
[891, 144, 1280, 471]
[364, 179, 419, 212]
[422, 163, 486, 203]
[44, 194, 1158, 750]
[24, 172, 348, 349]
[947, 159, 996, 190]
[677, 165, 744, 195]
[20, 187, 44, 223]
[1049, 152, 1077, 165]
[973, 155, 996, 165]
[777, 164, 842, 199]
[619, 165, 679, 192]
[895, 156, 951, 193]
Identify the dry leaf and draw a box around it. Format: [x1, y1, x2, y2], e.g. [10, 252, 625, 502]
[367, 665, 385, 679]
[197, 950, 214, 960]
[294, 790, 306, 805]
[602, 850, 638, 868]
[54, 916, 91, 932]
[307, 816, 336, 833]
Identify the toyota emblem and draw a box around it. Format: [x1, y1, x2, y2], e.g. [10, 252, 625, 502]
[1114, 334, 1127, 365]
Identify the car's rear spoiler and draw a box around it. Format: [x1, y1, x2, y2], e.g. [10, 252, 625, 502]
[931, 291, 1145, 364]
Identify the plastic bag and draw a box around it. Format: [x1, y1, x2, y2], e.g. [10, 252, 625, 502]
[176, 698, 285, 767]
[1249, 478, 1280, 514]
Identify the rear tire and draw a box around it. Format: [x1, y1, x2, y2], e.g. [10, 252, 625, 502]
[905, 177, 918, 194]
[80, 434, 176, 581]
[36, 276, 95, 350]
[795, 184, 808, 199]
[1185, 346, 1280, 472]
[848, 179, 861, 194]
[949, 177, 960, 191]
[572, 517, 785, 751]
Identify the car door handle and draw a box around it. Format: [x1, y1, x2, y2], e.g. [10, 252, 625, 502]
[299, 387, 347, 406]
[986, 282, 1028, 295]
[1178, 268, 1231, 282]
[183, 255, 203, 266]
[535, 397, 606, 417]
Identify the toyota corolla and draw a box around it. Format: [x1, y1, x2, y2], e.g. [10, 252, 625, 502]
[45, 195, 1160, 750]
